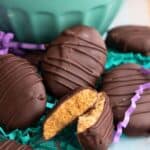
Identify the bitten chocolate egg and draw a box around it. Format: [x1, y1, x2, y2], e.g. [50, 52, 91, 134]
[42, 26, 107, 97]
[43, 88, 98, 140]
[0, 140, 32, 150]
[102, 63, 150, 136]
[0, 54, 46, 130]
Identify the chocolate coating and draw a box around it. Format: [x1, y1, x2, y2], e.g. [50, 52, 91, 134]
[102, 63, 150, 136]
[106, 25, 150, 55]
[42, 25, 107, 97]
[23, 51, 45, 68]
[78, 93, 114, 150]
[0, 140, 32, 150]
[0, 54, 46, 130]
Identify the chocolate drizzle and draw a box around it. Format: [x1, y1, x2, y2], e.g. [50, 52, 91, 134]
[106, 25, 150, 55]
[102, 63, 150, 136]
[78, 94, 114, 150]
[42, 26, 107, 97]
[0, 140, 32, 150]
[0, 54, 46, 130]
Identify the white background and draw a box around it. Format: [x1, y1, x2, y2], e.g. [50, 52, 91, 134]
[111, 0, 150, 28]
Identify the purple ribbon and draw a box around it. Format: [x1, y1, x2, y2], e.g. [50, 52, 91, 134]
[141, 68, 150, 74]
[0, 31, 46, 56]
[113, 68, 150, 143]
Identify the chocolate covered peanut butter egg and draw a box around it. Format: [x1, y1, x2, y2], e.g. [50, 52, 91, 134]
[106, 25, 150, 55]
[43, 88, 98, 140]
[102, 63, 150, 136]
[42, 26, 107, 97]
[0, 54, 46, 130]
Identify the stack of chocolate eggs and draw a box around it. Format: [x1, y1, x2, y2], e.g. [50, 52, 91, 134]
[0, 25, 150, 150]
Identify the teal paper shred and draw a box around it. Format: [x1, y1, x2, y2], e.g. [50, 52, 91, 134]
[106, 50, 150, 69]
[0, 50, 149, 150]
[32, 123, 81, 150]
[46, 102, 55, 109]
[46, 95, 58, 109]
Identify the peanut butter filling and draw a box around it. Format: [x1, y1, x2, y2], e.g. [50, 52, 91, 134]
[43, 89, 97, 140]
[77, 92, 105, 133]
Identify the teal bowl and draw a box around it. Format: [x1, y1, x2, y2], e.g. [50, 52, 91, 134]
[0, 0, 123, 43]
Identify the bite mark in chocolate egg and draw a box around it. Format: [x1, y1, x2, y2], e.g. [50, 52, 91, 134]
[106, 25, 150, 55]
[43, 88, 98, 140]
